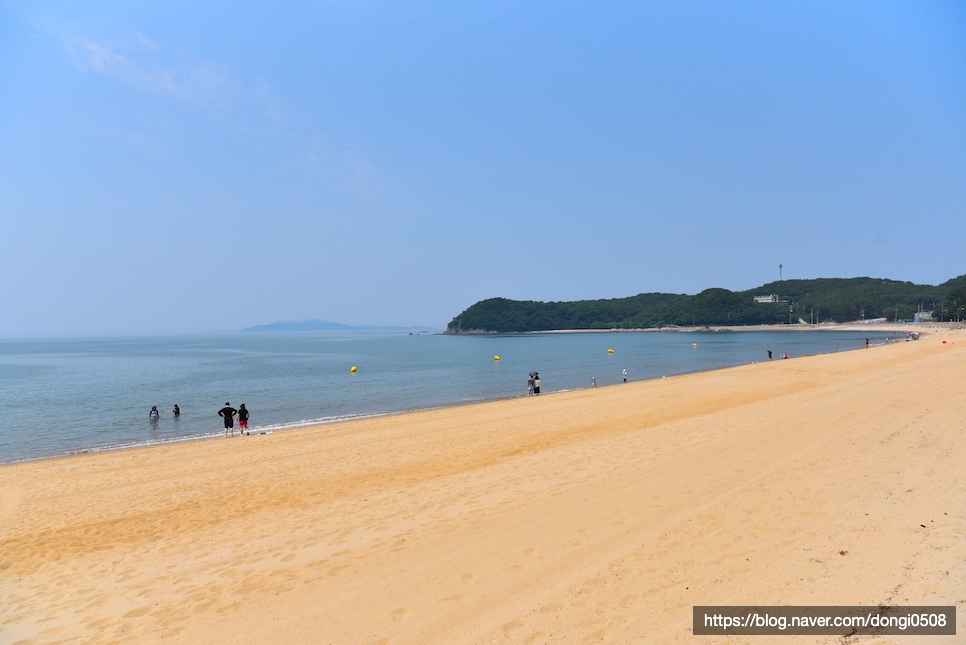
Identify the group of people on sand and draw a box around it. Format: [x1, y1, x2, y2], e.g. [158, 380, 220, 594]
[766, 350, 789, 360]
[531, 369, 634, 393]
[527, 372, 541, 396]
[218, 402, 251, 437]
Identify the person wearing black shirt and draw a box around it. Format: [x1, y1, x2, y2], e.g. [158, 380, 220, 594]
[219, 402, 238, 437]
[237, 404, 251, 435]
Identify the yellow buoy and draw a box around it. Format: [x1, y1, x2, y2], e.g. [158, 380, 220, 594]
[493, 356, 500, 361]
[350, 366, 358, 372]
[692, 343, 698, 347]
[607, 349, 615, 353]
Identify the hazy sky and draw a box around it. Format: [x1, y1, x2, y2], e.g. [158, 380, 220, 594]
[2, 1, 964, 337]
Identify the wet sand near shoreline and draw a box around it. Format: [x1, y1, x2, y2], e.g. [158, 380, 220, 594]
[1, 331, 964, 644]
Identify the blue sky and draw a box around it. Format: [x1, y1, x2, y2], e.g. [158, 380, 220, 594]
[1, 1, 964, 336]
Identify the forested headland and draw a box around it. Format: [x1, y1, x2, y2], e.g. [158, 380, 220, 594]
[445, 275, 966, 333]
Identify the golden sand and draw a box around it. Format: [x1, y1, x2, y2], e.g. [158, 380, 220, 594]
[1, 331, 965, 644]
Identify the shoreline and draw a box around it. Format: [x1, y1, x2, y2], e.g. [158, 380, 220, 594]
[449, 321, 956, 335]
[2, 328, 965, 643]
[0, 327, 925, 468]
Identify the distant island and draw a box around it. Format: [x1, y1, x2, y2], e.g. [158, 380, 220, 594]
[242, 319, 433, 333]
[446, 275, 966, 334]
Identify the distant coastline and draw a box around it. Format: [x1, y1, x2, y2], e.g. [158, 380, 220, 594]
[242, 318, 435, 333]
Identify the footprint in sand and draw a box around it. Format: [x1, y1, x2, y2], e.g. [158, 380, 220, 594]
[391, 608, 409, 622]
[461, 572, 476, 583]
[502, 620, 524, 637]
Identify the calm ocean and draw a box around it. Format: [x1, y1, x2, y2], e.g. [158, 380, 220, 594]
[0, 329, 904, 463]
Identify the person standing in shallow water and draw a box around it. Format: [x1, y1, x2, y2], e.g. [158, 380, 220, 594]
[622, 369, 627, 383]
[767, 350, 773, 361]
[533, 375, 541, 395]
[219, 402, 237, 437]
[149, 406, 160, 420]
[172, 404, 180, 416]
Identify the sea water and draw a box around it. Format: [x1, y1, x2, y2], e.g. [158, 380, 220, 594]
[0, 329, 905, 463]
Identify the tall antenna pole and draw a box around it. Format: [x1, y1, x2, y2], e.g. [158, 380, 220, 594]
[779, 264, 783, 281]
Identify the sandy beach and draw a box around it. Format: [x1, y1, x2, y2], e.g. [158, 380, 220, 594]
[2, 330, 964, 644]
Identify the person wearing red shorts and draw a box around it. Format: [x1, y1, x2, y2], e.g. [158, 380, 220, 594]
[237, 404, 250, 435]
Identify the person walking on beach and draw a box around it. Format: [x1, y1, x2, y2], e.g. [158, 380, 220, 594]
[591, 377, 597, 388]
[533, 374, 541, 395]
[172, 404, 180, 416]
[219, 402, 238, 437]
[237, 404, 250, 435]
[767, 350, 773, 361]
[149, 406, 160, 420]
[527, 376, 534, 396]
[865, 338, 870, 349]
[622, 369, 627, 383]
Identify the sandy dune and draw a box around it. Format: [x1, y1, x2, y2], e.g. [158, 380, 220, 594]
[1, 331, 964, 644]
